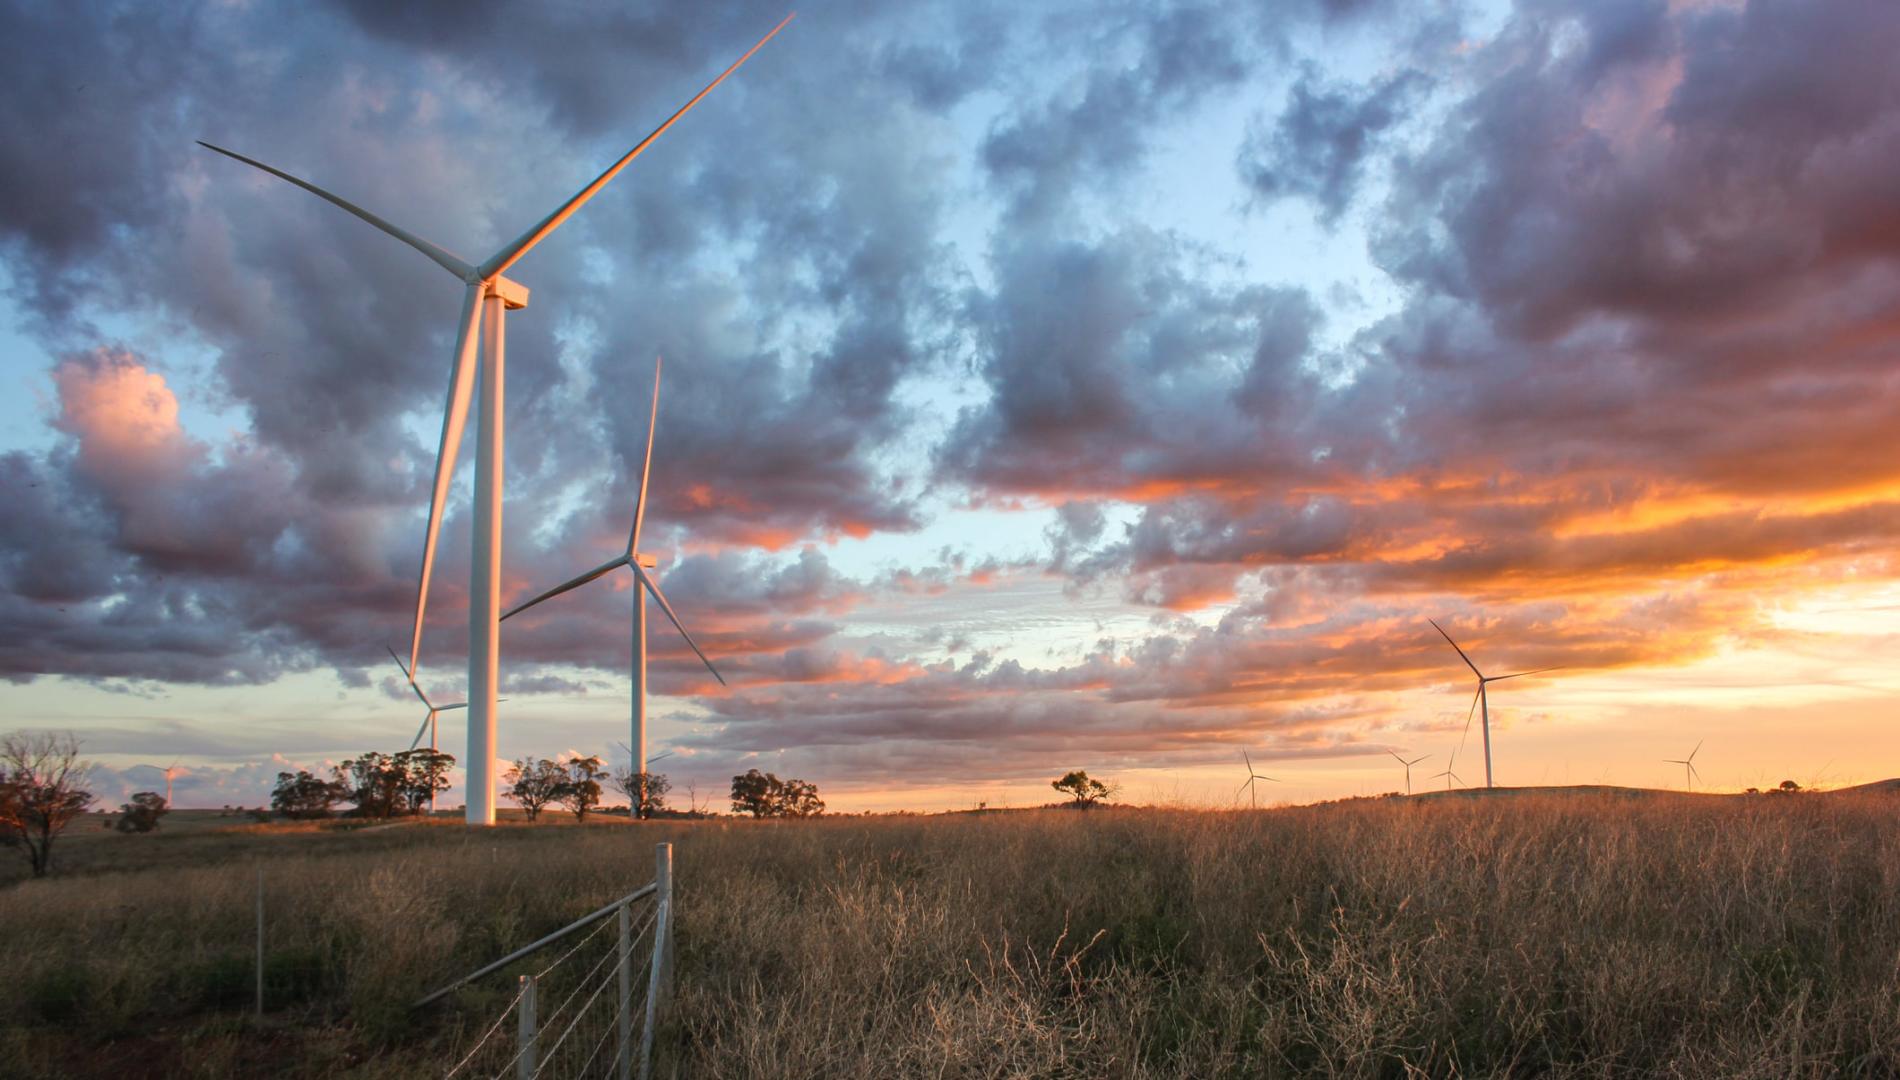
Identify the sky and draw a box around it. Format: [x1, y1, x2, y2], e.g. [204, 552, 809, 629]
[3, 0, 1898, 813]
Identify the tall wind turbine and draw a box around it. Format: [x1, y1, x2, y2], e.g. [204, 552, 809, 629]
[1429, 619, 1561, 789]
[388, 647, 467, 814]
[503, 358, 724, 821]
[1664, 740, 1703, 792]
[1389, 750, 1429, 796]
[199, 15, 792, 825]
[1235, 750, 1279, 809]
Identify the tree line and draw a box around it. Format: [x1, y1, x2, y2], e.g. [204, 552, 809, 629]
[0, 728, 842, 878]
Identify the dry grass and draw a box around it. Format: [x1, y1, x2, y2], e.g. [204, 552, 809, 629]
[2, 791, 1897, 1078]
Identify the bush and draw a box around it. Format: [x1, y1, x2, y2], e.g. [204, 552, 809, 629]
[115, 792, 169, 833]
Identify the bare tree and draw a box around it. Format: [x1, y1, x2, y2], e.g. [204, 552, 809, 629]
[0, 731, 97, 877]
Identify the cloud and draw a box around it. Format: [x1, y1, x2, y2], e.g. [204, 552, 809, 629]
[1238, 66, 1429, 225]
[3, 0, 1899, 797]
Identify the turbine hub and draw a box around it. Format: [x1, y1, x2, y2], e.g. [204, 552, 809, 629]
[484, 275, 530, 310]
[635, 552, 658, 569]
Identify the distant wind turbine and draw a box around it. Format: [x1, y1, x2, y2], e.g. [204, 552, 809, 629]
[505, 358, 724, 823]
[198, 14, 793, 826]
[387, 647, 468, 816]
[136, 760, 182, 806]
[1664, 740, 1704, 792]
[1428, 749, 1459, 794]
[1430, 619, 1563, 788]
[1235, 750, 1280, 809]
[1389, 750, 1430, 796]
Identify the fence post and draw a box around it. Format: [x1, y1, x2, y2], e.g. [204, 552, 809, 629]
[616, 897, 633, 1080]
[517, 973, 538, 1080]
[254, 865, 265, 1018]
[639, 842, 672, 1080]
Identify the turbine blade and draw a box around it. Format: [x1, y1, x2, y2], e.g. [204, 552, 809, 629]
[196, 142, 476, 281]
[408, 712, 431, 753]
[438, 703, 469, 711]
[1243, 749, 1253, 771]
[628, 356, 661, 556]
[646, 750, 674, 765]
[1689, 739, 1703, 761]
[386, 644, 430, 707]
[408, 282, 485, 676]
[634, 564, 726, 686]
[477, 14, 795, 280]
[501, 555, 630, 621]
[1488, 666, 1566, 683]
[1430, 618, 1484, 678]
[1459, 686, 1482, 753]
[1387, 750, 1406, 765]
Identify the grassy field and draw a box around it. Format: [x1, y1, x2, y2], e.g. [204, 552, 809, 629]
[3, 790, 1897, 1078]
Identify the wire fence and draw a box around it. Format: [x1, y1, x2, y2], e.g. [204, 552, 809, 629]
[430, 842, 675, 1080]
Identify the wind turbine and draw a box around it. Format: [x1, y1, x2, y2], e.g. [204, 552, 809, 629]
[504, 358, 724, 823]
[1431, 752, 1464, 791]
[137, 760, 181, 806]
[1389, 750, 1430, 796]
[1664, 740, 1703, 792]
[199, 15, 792, 826]
[387, 647, 467, 816]
[1235, 750, 1279, 809]
[1429, 619, 1562, 789]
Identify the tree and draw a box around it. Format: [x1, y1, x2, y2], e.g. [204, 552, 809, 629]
[611, 768, 671, 819]
[393, 749, 455, 815]
[504, 758, 567, 821]
[1051, 770, 1115, 809]
[115, 792, 169, 833]
[334, 753, 408, 819]
[559, 755, 608, 822]
[271, 770, 346, 818]
[730, 769, 826, 818]
[0, 731, 97, 877]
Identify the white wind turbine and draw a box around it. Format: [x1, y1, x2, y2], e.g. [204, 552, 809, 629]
[1389, 750, 1430, 796]
[1431, 751, 1464, 791]
[503, 358, 724, 822]
[1235, 750, 1280, 809]
[199, 15, 791, 825]
[1664, 740, 1704, 792]
[1430, 619, 1562, 789]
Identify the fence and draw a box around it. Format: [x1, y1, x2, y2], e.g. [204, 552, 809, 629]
[420, 842, 676, 1080]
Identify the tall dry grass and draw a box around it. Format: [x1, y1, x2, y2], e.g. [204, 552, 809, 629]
[2, 792, 1896, 1077]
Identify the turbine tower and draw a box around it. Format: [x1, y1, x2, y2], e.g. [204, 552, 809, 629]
[1389, 750, 1429, 796]
[1235, 749, 1279, 809]
[1664, 740, 1703, 792]
[199, 15, 791, 825]
[503, 358, 724, 821]
[1429, 619, 1561, 789]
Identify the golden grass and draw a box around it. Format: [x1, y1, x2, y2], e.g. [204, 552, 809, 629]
[2, 792, 1897, 1077]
